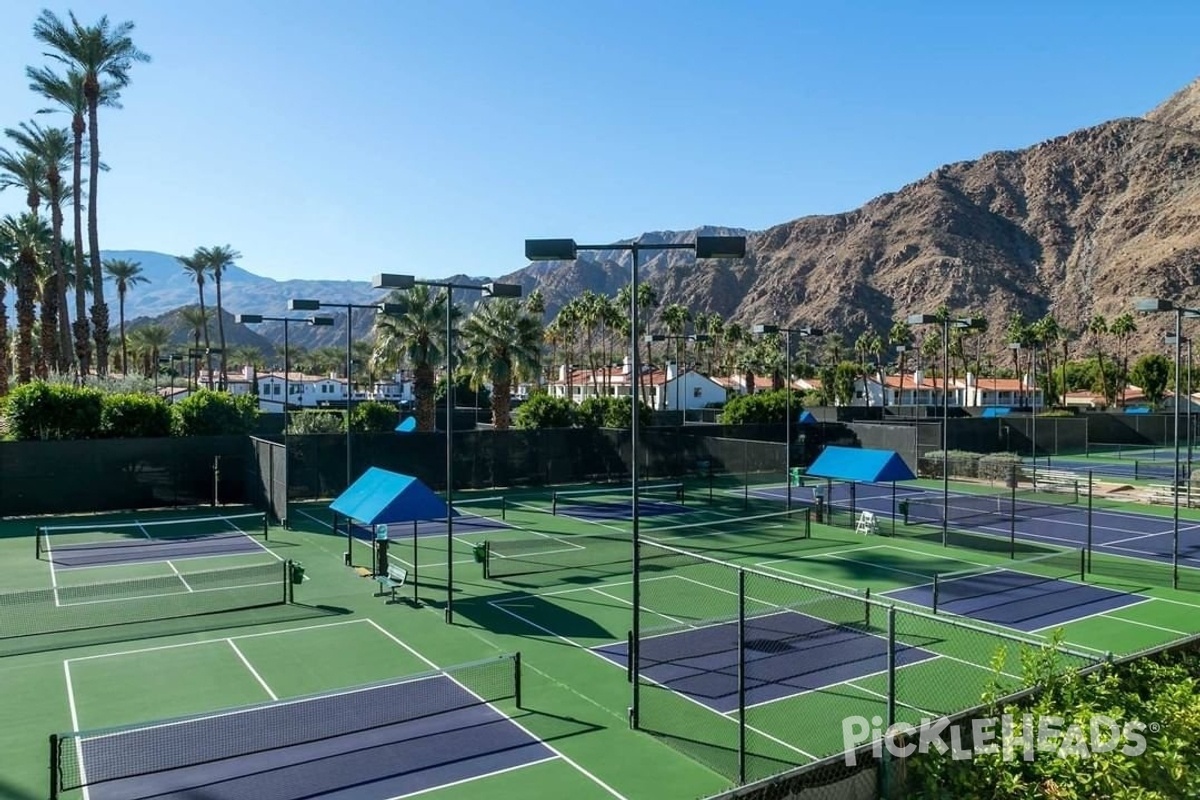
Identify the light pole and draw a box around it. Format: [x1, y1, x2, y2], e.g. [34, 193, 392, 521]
[288, 299, 404, 493]
[1166, 333, 1194, 507]
[643, 333, 711, 417]
[1135, 298, 1200, 588]
[895, 345, 909, 412]
[525, 234, 747, 728]
[372, 274, 521, 624]
[752, 324, 822, 511]
[908, 312, 983, 546]
[236, 313, 334, 434]
[1007, 341, 1039, 463]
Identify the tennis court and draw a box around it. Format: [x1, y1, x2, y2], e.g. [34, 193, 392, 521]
[38, 512, 274, 570]
[52, 620, 587, 800]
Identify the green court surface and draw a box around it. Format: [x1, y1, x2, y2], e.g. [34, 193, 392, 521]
[4, 476, 1200, 800]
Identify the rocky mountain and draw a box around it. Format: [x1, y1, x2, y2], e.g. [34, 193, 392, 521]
[106, 77, 1200, 358]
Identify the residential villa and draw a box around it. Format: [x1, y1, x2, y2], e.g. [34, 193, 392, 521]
[546, 358, 725, 411]
[163, 367, 414, 411]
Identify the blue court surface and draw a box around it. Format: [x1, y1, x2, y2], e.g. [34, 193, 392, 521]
[48, 533, 267, 569]
[76, 675, 552, 800]
[751, 482, 1200, 570]
[351, 512, 512, 541]
[884, 571, 1144, 632]
[593, 610, 937, 713]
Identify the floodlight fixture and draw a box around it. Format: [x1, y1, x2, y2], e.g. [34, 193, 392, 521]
[288, 299, 321, 311]
[372, 273, 416, 290]
[525, 239, 578, 261]
[235, 313, 263, 324]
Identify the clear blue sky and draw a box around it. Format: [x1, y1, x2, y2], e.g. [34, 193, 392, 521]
[0, 0, 1196, 282]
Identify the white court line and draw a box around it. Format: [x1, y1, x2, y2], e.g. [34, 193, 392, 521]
[227, 639, 277, 700]
[1026, 597, 1154, 633]
[221, 514, 284, 562]
[57, 548, 280, 572]
[809, 552, 931, 581]
[751, 561, 861, 593]
[385, 757, 559, 799]
[62, 660, 91, 800]
[67, 618, 372, 663]
[1095, 615, 1189, 637]
[731, 659, 934, 715]
[134, 521, 153, 540]
[363, 619, 628, 800]
[166, 561, 194, 592]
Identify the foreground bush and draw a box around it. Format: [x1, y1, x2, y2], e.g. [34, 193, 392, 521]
[350, 401, 399, 433]
[100, 393, 172, 438]
[171, 389, 259, 436]
[513, 393, 576, 429]
[720, 390, 804, 425]
[4, 382, 104, 439]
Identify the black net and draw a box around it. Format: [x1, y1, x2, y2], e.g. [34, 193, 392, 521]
[553, 482, 685, 517]
[37, 512, 267, 560]
[932, 548, 1084, 613]
[1, 561, 289, 640]
[51, 653, 520, 797]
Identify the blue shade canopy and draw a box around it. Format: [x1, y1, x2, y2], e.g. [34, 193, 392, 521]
[1125, 406, 1151, 414]
[798, 410, 819, 425]
[395, 416, 417, 432]
[329, 467, 453, 525]
[805, 446, 916, 482]
[981, 407, 1011, 418]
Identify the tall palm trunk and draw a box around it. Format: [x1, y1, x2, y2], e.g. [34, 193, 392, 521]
[118, 287, 127, 374]
[49, 187, 66, 373]
[414, 363, 435, 431]
[0, 282, 8, 395]
[492, 376, 512, 430]
[214, 271, 226, 388]
[70, 117, 88, 379]
[85, 91, 108, 376]
[196, 291, 212, 389]
[37, 281, 55, 379]
[16, 250, 38, 384]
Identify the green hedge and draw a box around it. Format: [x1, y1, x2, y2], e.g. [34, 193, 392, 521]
[171, 390, 259, 436]
[513, 393, 576, 429]
[5, 382, 104, 440]
[99, 393, 173, 438]
[719, 390, 804, 425]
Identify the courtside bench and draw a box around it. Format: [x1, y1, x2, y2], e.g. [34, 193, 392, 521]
[375, 565, 408, 601]
[1032, 469, 1082, 495]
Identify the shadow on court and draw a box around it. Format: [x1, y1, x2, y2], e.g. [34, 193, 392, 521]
[452, 593, 615, 642]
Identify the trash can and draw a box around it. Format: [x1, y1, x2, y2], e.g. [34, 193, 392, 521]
[473, 542, 488, 564]
[290, 562, 305, 584]
[789, 467, 804, 487]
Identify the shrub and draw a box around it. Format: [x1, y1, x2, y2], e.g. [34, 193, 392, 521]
[576, 395, 652, 428]
[4, 381, 104, 440]
[719, 390, 804, 425]
[919, 449, 982, 479]
[350, 401, 399, 433]
[171, 389, 259, 436]
[100, 393, 173, 438]
[289, 409, 346, 434]
[513, 393, 576, 429]
[977, 452, 1022, 483]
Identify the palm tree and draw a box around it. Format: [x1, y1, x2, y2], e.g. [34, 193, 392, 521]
[177, 250, 212, 387]
[1109, 313, 1138, 406]
[1087, 314, 1110, 406]
[102, 258, 146, 374]
[459, 299, 542, 428]
[854, 330, 882, 407]
[27, 66, 107, 377]
[34, 10, 150, 377]
[373, 285, 456, 431]
[0, 232, 14, 394]
[889, 319, 913, 407]
[127, 323, 169, 377]
[201, 244, 240, 387]
[1, 214, 50, 385]
[178, 306, 212, 389]
[5, 122, 71, 374]
[661, 302, 691, 383]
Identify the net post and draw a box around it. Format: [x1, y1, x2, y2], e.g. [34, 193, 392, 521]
[285, 560, 293, 604]
[805, 506, 812, 539]
[482, 541, 491, 580]
[552, 492, 559, 516]
[886, 605, 896, 729]
[626, 630, 633, 683]
[932, 575, 941, 614]
[262, 513, 269, 540]
[1010, 462, 1017, 559]
[1086, 471, 1094, 574]
[49, 733, 59, 800]
[864, 587, 871, 627]
[413, 521, 419, 605]
[501, 496, 507, 521]
[1079, 548, 1085, 582]
[514, 652, 523, 709]
[736, 568, 747, 786]
[35, 526, 42, 560]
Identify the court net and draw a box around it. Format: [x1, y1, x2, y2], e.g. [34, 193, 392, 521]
[484, 508, 810, 580]
[0, 561, 291, 640]
[552, 482, 685, 517]
[900, 487, 1080, 529]
[932, 548, 1085, 613]
[49, 653, 522, 799]
[36, 512, 268, 560]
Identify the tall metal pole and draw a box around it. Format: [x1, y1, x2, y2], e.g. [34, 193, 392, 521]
[942, 318, 949, 547]
[1031, 340, 1038, 468]
[1188, 338, 1194, 508]
[283, 320, 291, 440]
[1173, 310, 1182, 589]
[446, 286, 456, 623]
[676, 337, 682, 416]
[785, 328, 793, 512]
[345, 307, 353, 492]
[630, 244, 642, 727]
